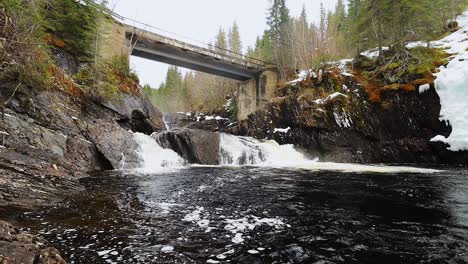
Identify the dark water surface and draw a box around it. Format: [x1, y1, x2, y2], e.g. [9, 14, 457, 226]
[4, 166, 468, 263]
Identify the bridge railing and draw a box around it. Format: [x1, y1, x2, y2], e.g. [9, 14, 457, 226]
[106, 11, 270, 69]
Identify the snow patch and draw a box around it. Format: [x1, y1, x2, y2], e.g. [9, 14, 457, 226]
[205, 116, 227, 121]
[326, 92, 348, 101]
[419, 84, 431, 94]
[430, 11, 468, 151]
[273, 127, 291, 134]
[289, 69, 316, 84]
[361, 47, 389, 58]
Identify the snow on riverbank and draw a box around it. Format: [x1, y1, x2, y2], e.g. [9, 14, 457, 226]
[287, 11, 468, 151]
[429, 11, 468, 151]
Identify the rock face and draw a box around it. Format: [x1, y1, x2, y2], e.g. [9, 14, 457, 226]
[0, 220, 66, 264]
[230, 76, 468, 165]
[153, 129, 220, 165]
[0, 82, 165, 208]
[86, 122, 141, 169]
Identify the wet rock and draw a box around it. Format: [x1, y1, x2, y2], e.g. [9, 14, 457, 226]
[0, 220, 67, 264]
[0, 148, 83, 210]
[163, 112, 197, 129]
[152, 129, 220, 165]
[65, 136, 113, 171]
[283, 244, 310, 263]
[86, 122, 141, 169]
[0, 79, 165, 209]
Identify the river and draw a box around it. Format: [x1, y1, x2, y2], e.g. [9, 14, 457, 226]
[3, 133, 468, 263]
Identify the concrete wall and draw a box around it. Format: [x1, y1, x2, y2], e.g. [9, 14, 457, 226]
[237, 68, 278, 120]
[97, 17, 130, 63]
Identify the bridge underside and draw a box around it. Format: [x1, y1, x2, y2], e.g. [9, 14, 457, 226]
[127, 31, 264, 81]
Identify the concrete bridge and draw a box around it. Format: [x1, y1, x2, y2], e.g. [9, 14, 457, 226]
[98, 18, 278, 120]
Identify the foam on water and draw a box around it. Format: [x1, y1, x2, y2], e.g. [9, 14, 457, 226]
[218, 133, 439, 173]
[133, 132, 185, 172]
[134, 132, 439, 174]
[219, 133, 310, 166]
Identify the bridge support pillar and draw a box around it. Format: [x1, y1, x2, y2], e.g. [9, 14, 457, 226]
[237, 68, 278, 121]
[96, 19, 131, 63]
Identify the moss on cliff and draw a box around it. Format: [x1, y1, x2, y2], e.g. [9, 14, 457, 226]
[352, 47, 450, 103]
[1, 0, 139, 102]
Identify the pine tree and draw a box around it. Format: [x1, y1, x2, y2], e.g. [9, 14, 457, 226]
[347, 0, 366, 57]
[319, 3, 326, 46]
[296, 5, 310, 68]
[215, 28, 227, 54]
[228, 21, 242, 54]
[266, 0, 291, 78]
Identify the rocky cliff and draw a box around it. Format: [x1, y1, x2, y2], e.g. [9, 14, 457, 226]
[0, 81, 165, 206]
[0, 77, 165, 262]
[227, 67, 468, 165]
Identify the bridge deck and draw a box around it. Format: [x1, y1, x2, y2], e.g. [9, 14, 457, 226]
[125, 25, 269, 81]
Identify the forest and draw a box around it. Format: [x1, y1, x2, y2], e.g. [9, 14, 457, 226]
[145, 0, 468, 114]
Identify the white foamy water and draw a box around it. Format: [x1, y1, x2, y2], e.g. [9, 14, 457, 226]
[133, 132, 185, 172]
[218, 133, 439, 173]
[134, 132, 439, 174]
[219, 133, 311, 166]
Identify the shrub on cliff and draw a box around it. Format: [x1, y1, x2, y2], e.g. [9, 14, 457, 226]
[42, 0, 98, 61]
[0, 0, 53, 89]
[352, 46, 450, 103]
[1, 0, 140, 102]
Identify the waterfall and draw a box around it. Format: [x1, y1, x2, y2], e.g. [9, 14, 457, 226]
[133, 132, 437, 174]
[133, 132, 185, 172]
[163, 114, 171, 130]
[219, 133, 311, 166]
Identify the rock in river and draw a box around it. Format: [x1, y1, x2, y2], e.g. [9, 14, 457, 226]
[152, 129, 220, 165]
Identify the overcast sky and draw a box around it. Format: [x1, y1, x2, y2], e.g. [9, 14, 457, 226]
[108, 0, 338, 87]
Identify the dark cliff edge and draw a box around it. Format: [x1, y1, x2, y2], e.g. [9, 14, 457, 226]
[0, 77, 165, 262]
[227, 69, 468, 166]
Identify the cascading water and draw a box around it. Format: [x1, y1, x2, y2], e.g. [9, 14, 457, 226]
[133, 132, 438, 174]
[133, 132, 185, 172]
[218, 133, 311, 166]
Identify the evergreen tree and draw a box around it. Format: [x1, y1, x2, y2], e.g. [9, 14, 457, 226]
[296, 5, 310, 68]
[215, 28, 228, 54]
[319, 3, 326, 46]
[266, 0, 291, 78]
[228, 21, 242, 54]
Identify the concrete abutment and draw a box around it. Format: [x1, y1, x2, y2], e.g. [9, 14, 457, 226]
[237, 68, 278, 121]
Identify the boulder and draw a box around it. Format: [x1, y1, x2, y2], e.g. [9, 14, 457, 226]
[152, 129, 220, 165]
[0, 220, 67, 264]
[86, 122, 141, 169]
